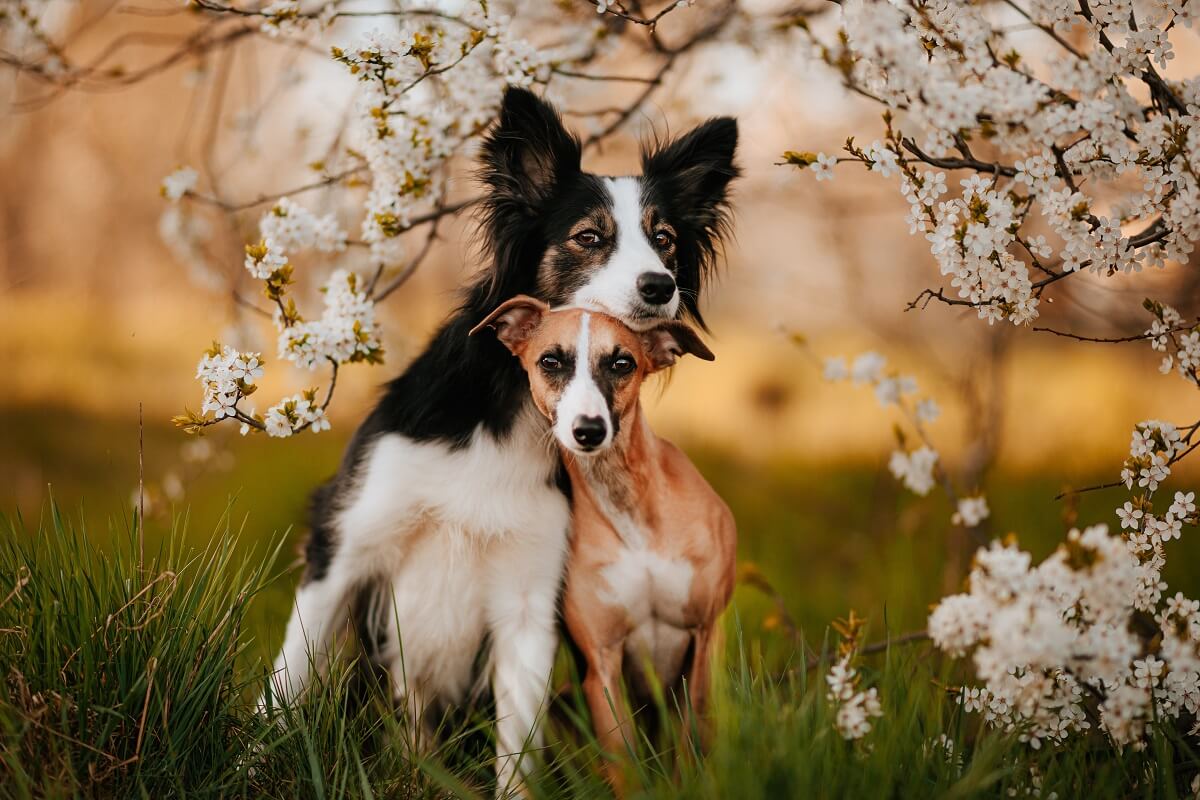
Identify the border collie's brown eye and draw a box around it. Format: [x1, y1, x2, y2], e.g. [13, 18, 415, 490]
[573, 230, 602, 247]
[609, 357, 635, 375]
[540, 355, 564, 372]
[653, 231, 674, 250]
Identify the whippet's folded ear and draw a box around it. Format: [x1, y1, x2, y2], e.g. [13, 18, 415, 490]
[640, 320, 715, 372]
[469, 295, 550, 355]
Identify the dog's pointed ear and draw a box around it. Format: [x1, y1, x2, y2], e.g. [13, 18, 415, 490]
[469, 295, 550, 355]
[479, 88, 581, 210]
[639, 320, 715, 372]
[641, 118, 739, 228]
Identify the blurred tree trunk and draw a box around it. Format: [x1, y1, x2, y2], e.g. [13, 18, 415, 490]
[0, 113, 43, 290]
[943, 325, 1010, 594]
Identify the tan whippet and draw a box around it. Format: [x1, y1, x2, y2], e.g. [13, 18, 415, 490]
[472, 295, 737, 787]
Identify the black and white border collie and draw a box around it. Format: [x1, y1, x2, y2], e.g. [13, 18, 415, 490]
[265, 87, 737, 793]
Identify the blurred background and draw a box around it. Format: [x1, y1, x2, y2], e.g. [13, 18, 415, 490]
[3, 0, 1199, 659]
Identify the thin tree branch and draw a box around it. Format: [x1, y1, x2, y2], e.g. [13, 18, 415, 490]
[1031, 319, 1197, 344]
[186, 167, 365, 214]
[371, 218, 443, 301]
[1056, 436, 1200, 500]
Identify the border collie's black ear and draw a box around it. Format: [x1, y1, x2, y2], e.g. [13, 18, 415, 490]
[641, 117, 739, 229]
[479, 88, 581, 210]
[640, 320, 715, 372]
[469, 294, 550, 355]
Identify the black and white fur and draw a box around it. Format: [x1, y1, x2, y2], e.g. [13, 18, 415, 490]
[264, 87, 737, 794]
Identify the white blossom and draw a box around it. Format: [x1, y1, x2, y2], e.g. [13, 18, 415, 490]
[823, 356, 848, 381]
[851, 351, 887, 384]
[244, 238, 289, 280]
[915, 398, 941, 424]
[258, 198, 346, 254]
[888, 446, 938, 496]
[825, 655, 883, 740]
[813, 152, 837, 181]
[952, 495, 990, 527]
[277, 269, 381, 369]
[194, 345, 262, 422]
[161, 166, 197, 202]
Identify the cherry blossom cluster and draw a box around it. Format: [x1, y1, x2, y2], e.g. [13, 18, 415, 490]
[164, 0, 613, 438]
[1, 0, 65, 75]
[258, 198, 345, 255]
[330, 11, 590, 267]
[161, 167, 198, 203]
[263, 390, 330, 439]
[825, 612, 884, 740]
[823, 350, 989, 527]
[192, 344, 264, 423]
[826, 655, 884, 740]
[928, 422, 1200, 750]
[178, 195, 377, 436]
[1145, 300, 1200, 382]
[821, 327, 1200, 751]
[789, 0, 1200, 325]
[180, 338, 332, 439]
[277, 268, 382, 371]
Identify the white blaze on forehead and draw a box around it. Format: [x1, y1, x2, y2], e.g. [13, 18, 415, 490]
[568, 177, 679, 322]
[607, 177, 659, 270]
[552, 312, 613, 451]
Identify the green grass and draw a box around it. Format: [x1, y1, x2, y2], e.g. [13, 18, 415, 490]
[9, 405, 1196, 661]
[4, 407, 1200, 796]
[1, 505, 1197, 799]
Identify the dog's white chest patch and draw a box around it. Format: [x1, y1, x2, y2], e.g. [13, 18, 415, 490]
[331, 403, 571, 705]
[600, 546, 694, 628]
[337, 405, 561, 566]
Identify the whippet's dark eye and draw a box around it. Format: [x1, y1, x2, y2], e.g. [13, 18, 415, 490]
[609, 357, 635, 375]
[539, 355, 564, 372]
[653, 231, 674, 250]
[573, 230, 603, 247]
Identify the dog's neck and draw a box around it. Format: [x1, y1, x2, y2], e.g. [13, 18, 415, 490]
[566, 402, 659, 547]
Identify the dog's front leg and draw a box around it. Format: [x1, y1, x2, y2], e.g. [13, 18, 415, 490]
[487, 517, 569, 798]
[681, 626, 715, 754]
[581, 643, 631, 793]
[262, 564, 358, 710]
[489, 598, 558, 798]
[263, 442, 424, 711]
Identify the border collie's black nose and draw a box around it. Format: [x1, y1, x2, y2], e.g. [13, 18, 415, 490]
[637, 272, 676, 305]
[572, 416, 607, 449]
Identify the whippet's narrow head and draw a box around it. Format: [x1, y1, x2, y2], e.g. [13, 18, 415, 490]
[477, 88, 739, 328]
[471, 296, 714, 456]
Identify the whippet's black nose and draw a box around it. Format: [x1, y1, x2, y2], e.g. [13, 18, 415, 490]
[572, 416, 607, 449]
[637, 272, 676, 305]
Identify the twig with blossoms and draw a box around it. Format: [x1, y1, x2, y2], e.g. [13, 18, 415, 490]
[825, 610, 885, 741]
[929, 418, 1200, 751]
[1056, 299, 1200, 498]
[821, 349, 991, 535]
[590, 0, 692, 30]
[783, 6, 1200, 750]
[786, 0, 1200, 330]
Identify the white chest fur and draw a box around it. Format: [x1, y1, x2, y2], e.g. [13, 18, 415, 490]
[335, 404, 564, 572]
[599, 545, 695, 686]
[600, 546, 695, 630]
[317, 402, 571, 708]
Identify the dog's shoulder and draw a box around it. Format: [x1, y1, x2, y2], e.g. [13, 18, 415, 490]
[370, 299, 532, 447]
